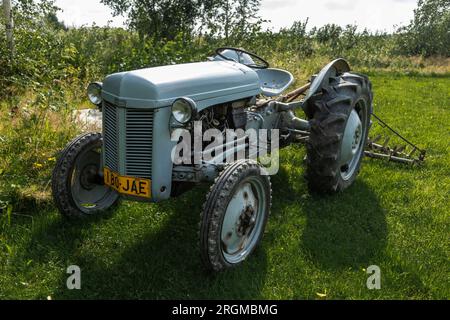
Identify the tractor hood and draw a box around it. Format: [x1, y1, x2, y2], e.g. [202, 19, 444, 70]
[102, 61, 262, 109]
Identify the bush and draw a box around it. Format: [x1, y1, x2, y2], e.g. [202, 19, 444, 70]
[2, 0, 447, 106]
[395, 0, 450, 57]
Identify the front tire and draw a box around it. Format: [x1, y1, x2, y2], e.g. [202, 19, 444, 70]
[305, 72, 373, 193]
[200, 160, 272, 272]
[52, 132, 119, 218]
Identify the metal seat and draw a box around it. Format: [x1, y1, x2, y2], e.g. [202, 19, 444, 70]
[256, 68, 294, 97]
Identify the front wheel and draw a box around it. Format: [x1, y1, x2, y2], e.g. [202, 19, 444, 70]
[51, 132, 119, 218]
[305, 72, 373, 193]
[200, 160, 272, 272]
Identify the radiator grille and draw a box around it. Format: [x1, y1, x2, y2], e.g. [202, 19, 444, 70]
[125, 108, 153, 179]
[103, 102, 119, 172]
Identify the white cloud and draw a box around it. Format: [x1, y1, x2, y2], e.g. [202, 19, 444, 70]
[54, 0, 126, 28]
[260, 0, 418, 32]
[263, 0, 298, 10]
[54, 0, 418, 33]
[324, 0, 355, 11]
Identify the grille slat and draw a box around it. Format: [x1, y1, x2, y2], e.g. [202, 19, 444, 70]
[125, 109, 153, 179]
[103, 103, 119, 172]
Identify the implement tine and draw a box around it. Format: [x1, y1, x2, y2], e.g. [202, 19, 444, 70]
[371, 134, 382, 144]
[396, 145, 406, 154]
[382, 137, 390, 149]
[419, 150, 427, 162]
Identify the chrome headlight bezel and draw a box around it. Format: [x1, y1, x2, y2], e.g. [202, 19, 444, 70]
[171, 97, 197, 124]
[87, 82, 103, 106]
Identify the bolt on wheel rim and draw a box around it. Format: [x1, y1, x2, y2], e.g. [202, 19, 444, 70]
[221, 177, 266, 264]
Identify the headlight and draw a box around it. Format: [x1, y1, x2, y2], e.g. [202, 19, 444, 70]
[172, 97, 196, 124]
[87, 82, 103, 106]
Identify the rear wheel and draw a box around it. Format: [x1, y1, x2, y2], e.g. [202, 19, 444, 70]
[305, 73, 373, 193]
[52, 132, 119, 218]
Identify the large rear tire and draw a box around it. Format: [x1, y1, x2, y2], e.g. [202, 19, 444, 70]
[305, 72, 373, 193]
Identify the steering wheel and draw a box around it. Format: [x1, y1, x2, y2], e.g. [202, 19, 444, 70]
[215, 47, 270, 69]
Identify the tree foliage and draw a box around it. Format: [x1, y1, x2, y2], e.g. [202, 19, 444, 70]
[100, 0, 203, 40]
[396, 0, 450, 56]
[1, 0, 448, 107]
[100, 0, 264, 41]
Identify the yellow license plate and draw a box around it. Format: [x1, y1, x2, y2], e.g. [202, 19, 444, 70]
[103, 167, 151, 198]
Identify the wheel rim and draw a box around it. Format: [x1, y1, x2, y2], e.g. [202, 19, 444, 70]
[340, 100, 367, 181]
[220, 176, 266, 264]
[69, 145, 118, 214]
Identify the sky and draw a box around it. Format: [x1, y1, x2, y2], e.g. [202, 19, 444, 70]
[54, 0, 419, 33]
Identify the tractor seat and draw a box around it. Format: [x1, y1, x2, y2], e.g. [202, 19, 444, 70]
[256, 68, 294, 97]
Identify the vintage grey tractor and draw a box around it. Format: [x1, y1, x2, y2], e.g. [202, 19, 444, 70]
[51, 48, 423, 272]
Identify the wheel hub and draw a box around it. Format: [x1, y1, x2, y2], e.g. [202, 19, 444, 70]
[236, 205, 256, 237]
[340, 109, 363, 168]
[79, 164, 100, 190]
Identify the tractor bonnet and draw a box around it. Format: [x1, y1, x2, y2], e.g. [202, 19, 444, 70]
[102, 61, 261, 109]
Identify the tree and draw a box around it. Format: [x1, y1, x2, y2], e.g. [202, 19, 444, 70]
[101, 0, 265, 42]
[396, 0, 450, 56]
[46, 11, 67, 31]
[200, 0, 264, 42]
[2, 0, 15, 55]
[100, 0, 205, 40]
[233, 0, 264, 40]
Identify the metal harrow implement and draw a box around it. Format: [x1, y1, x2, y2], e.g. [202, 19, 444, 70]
[365, 113, 426, 165]
[279, 82, 427, 166]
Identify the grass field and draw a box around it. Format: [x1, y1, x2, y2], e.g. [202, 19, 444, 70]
[0, 72, 449, 300]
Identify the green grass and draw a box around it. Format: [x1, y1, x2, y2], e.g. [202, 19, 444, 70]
[0, 72, 449, 300]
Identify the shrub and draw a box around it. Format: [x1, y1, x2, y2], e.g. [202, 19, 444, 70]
[395, 0, 450, 57]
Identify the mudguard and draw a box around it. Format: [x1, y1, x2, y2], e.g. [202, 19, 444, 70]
[303, 58, 351, 105]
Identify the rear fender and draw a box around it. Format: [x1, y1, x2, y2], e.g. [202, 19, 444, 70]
[303, 58, 351, 107]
